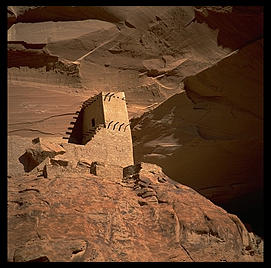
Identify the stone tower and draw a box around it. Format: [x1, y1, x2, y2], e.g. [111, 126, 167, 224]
[67, 92, 134, 168]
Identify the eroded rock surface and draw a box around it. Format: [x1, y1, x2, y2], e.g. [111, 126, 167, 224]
[7, 5, 264, 262]
[131, 37, 263, 236]
[8, 6, 235, 137]
[19, 137, 66, 172]
[8, 162, 263, 262]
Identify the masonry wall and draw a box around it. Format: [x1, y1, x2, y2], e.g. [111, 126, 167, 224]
[102, 92, 130, 131]
[82, 93, 105, 145]
[84, 127, 134, 167]
[62, 126, 134, 168]
[102, 92, 133, 167]
[79, 91, 134, 167]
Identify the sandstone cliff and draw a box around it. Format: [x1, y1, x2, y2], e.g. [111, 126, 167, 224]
[8, 6, 235, 137]
[8, 158, 263, 262]
[7, 6, 264, 261]
[131, 38, 263, 236]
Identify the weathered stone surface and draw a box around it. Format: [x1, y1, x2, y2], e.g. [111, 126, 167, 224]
[32, 137, 66, 155]
[123, 163, 142, 177]
[29, 157, 51, 176]
[50, 155, 70, 167]
[124, 162, 163, 177]
[13, 239, 87, 262]
[90, 161, 123, 180]
[77, 159, 92, 168]
[7, 6, 263, 262]
[43, 164, 65, 178]
[19, 137, 66, 172]
[8, 162, 263, 262]
[131, 37, 263, 236]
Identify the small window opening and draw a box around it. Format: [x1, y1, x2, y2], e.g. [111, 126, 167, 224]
[91, 118, 95, 127]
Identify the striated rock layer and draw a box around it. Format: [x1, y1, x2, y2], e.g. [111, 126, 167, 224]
[131, 38, 263, 236]
[8, 162, 263, 262]
[8, 6, 234, 137]
[7, 6, 264, 261]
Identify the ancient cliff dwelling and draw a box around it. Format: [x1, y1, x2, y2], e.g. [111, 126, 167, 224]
[66, 92, 134, 168]
[6, 6, 263, 263]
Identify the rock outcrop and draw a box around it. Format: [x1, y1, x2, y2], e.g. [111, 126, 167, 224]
[8, 161, 263, 262]
[19, 137, 66, 172]
[8, 6, 235, 137]
[7, 5, 264, 262]
[131, 37, 263, 236]
[194, 6, 263, 50]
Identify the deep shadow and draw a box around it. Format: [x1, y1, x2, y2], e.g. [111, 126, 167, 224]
[67, 109, 84, 145]
[8, 49, 58, 69]
[18, 151, 39, 172]
[218, 189, 264, 238]
[66, 95, 100, 145]
[26, 256, 50, 262]
[194, 6, 263, 50]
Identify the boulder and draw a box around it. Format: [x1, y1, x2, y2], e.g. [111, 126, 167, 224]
[43, 164, 65, 179]
[29, 157, 51, 176]
[19, 137, 66, 172]
[123, 162, 168, 185]
[31, 137, 66, 156]
[50, 155, 70, 167]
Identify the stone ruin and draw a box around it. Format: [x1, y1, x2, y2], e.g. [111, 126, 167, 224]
[65, 91, 134, 168]
[19, 92, 134, 179]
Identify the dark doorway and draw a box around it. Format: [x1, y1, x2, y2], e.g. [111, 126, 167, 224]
[91, 118, 95, 127]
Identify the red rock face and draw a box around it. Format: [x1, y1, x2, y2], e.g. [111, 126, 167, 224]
[131, 10, 263, 236]
[7, 6, 264, 261]
[8, 6, 234, 136]
[194, 6, 263, 50]
[7, 162, 263, 262]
